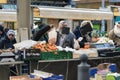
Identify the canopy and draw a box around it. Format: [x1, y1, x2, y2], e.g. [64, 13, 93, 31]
[34, 6, 113, 20]
[0, 10, 17, 22]
[0, 7, 113, 21]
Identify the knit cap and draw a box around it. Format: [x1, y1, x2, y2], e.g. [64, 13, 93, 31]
[7, 29, 15, 36]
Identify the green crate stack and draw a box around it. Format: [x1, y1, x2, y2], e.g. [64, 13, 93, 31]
[41, 51, 73, 60]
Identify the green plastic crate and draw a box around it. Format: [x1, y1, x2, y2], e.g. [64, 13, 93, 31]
[41, 51, 73, 60]
[115, 47, 120, 52]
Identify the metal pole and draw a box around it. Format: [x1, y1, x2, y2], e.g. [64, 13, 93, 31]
[101, 0, 105, 8]
[78, 54, 90, 80]
[70, 0, 76, 7]
[17, 0, 31, 42]
[101, 0, 105, 32]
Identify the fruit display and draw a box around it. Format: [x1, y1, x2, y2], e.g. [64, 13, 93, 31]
[33, 42, 58, 52]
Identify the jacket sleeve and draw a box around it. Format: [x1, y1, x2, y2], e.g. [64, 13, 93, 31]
[0, 39, 5, 49]
[33, 26, 50, 41]
[73, 29, 79, 39]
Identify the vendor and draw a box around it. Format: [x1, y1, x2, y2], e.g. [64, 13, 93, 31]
[0, 29, 16, 50]
[55, 20, 77, 48]
[73, 21, 93, 48]
[0, 29, 17, 76]
[108, 22, 120, 46]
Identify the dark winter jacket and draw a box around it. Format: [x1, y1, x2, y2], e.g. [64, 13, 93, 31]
[73, 26, 92, 48]
[32, 24, 50, 42]
[0, 32, 6, 40]
[0, 36, 17, 49]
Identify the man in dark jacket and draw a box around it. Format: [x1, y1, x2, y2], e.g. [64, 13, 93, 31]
[0, 29, 16, 49]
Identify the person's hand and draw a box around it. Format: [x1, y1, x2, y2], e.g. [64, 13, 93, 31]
[77, 37, 83, 42]
[50, 24, 54, 28]
[0, 49, 2, 53]
[7, 48, 15, 52]
[92, 38, 100, 42]
[48, 38, 56, 44]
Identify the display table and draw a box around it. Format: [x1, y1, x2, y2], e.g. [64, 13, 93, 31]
[0, 61, 24, 80]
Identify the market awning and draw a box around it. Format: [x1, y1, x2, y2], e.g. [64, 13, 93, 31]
[0, 10, 17, 22]
[34, 6, 113, 20]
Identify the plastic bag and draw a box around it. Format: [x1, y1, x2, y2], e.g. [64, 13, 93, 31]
[74, 39, 80, 49]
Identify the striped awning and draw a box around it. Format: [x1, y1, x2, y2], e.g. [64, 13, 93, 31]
[0, 7, 113, 21]
[35, 6, 113, 20]
[0, 10, 17, 22]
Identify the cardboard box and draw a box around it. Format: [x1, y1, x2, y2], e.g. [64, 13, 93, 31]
[73, 48, 98, 58]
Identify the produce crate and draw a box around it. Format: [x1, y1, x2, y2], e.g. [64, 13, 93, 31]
[41, 51, 72, 60]
[21, 49, 41, 61]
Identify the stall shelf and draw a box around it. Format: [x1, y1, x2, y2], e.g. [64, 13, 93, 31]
[0, 61, 23, 65]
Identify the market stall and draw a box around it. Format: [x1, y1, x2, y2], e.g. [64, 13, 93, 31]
[3, 6, 115, 80]
[13, 39, 120, 80]
[13, 6, 115, 80]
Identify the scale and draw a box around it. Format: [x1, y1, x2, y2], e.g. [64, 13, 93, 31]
[90, 43, 115, 50]
[0, 51, 16, 62]
[90, 43, 119, 57]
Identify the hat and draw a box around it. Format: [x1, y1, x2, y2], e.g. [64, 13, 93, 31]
[80, 21, 93, 28]
[0, 25, 4, 32]
[7, 29, 15, 36]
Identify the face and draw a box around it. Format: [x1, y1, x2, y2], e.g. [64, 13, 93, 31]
[59, 22, 68, 29]
[62, 22, 67, 27]
[8, 34, 14, 40]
